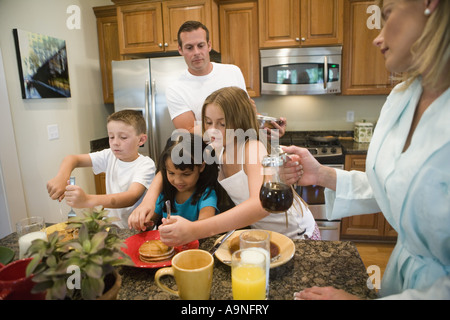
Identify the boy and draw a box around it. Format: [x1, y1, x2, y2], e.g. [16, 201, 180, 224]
[47, 110, 156, 228]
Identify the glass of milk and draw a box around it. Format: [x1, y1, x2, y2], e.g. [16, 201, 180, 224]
[239, 230, 271, 299]
[16, 216, 47, 259]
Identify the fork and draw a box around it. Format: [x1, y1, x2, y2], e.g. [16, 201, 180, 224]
[68, 177, 76, 218]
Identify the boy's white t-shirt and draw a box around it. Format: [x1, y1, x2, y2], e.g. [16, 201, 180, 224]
[90, 148, 156, 228]
[166, 62, 247, 121]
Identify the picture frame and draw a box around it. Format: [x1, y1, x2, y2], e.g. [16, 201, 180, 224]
[13, 29, 71, 99]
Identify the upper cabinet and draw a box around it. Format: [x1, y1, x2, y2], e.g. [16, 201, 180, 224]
[219, 1, 259, 97]
[342, 0, 395, 95]
[259, 0, 343, 48]
[114, 0, 219, 55]
[94, 5, 123, 104]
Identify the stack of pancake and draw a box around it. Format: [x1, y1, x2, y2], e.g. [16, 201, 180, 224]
[139, 239, 174, 263]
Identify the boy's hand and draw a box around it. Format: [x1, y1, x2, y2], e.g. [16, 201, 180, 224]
[47, 175, 69, 201]
[65, 182, 90, 208]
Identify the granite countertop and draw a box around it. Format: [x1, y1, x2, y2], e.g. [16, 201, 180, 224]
[339, 138, 370, 155]
[0, 229, 377, 300]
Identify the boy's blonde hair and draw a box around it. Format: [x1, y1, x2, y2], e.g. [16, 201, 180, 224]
[201, 86, 259, 135]
[107, 110, 147, 135]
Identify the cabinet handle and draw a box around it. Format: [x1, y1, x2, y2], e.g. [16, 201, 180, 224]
[295, 37, 300, 41]
[301, 37, 306, 41]
[158, 43, 163, 48]
[164, 43, 168, 47]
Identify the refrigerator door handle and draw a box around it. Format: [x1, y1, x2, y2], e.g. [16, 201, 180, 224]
[149, 80, 158, 160]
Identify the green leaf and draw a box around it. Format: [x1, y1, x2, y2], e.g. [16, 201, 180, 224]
[84, 262, 103, 279]
[90, 231, 107, 253]
[81, 277, 104, 300]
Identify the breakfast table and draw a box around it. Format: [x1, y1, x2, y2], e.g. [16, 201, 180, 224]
[0, 228, 378, 300]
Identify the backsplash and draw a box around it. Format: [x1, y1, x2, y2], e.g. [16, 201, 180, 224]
[254, 94, 387, 131]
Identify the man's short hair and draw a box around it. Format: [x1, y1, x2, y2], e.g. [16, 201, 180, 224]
[177, 20, 210, 47]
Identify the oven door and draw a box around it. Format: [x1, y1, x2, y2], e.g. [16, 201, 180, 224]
[296, 164, 344, 240]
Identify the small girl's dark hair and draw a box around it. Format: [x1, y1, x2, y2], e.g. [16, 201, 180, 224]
[158, 133, 219, 213]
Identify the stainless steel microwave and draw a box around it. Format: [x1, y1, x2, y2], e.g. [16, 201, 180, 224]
[260, 46, 342, 95]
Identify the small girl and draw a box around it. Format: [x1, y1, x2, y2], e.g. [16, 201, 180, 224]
[155, 87, 320, 246]
[149, 133, 220, 226]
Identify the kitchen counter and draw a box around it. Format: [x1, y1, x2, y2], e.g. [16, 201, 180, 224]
[0, 229, 378, 300]
[340, 139, 370, 155]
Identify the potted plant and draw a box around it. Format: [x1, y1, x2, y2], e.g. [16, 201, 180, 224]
[25, 206, 132, 300]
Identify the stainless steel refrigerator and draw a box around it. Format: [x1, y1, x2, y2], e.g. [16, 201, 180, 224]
[111, 56, 186, 162]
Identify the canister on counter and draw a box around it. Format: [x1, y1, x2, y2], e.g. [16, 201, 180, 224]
[354, 120, 373, 143]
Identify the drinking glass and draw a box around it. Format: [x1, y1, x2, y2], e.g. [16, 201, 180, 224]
[231, 248, 267, 300]
[16, 216, 47, 259]
[239, 230, 270, 298]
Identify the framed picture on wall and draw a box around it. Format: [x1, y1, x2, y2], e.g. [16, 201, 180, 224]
[13, 29, 71, 99]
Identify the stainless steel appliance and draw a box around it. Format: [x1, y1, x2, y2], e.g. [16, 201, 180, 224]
[112, 56, 186, 161]
[260, 46, 342, 95]
[280, 132, 344, 240]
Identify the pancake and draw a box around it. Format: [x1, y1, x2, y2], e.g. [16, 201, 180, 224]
[139, 240, 174, 263]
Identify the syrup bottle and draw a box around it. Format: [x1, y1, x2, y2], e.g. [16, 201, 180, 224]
[259, 152, 293, 213]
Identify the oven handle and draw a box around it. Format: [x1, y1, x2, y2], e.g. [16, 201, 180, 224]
[316, 224, 340, 231]
[323, 55, 328, 90]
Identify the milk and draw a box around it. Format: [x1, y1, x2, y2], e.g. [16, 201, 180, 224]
[18, 231, 47, 259]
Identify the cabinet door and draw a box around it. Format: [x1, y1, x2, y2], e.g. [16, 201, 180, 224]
[117, 2, 164, 54]
[94, 6, 122, 104]
[220, 1, 260, 97]
[259, 0, 300, 48]
[163, 0, 214, 51]
[300, 0, 343, 46]
[342, 0, 395, 95]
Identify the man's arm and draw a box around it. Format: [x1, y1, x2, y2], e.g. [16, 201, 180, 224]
[171, 110, 199, 133]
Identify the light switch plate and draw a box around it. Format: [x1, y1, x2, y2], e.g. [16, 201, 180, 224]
[346, 111, 355, 122]
[47, 124, 59, 140]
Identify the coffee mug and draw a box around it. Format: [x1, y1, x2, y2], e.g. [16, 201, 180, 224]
[0, 258, 45, 300]
[155, 249, 213, 300]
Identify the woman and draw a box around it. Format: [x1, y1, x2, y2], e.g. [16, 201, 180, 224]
[286, 0, 449, 299]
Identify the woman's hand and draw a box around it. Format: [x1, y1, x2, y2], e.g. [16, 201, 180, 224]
[281, 145, 322, 186]
[294, 286, 360, 300]
[159, 216, 196, 247]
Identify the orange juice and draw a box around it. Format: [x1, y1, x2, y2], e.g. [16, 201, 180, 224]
[232, 265, 266, 300]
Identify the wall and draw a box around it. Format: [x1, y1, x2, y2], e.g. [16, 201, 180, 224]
[254, 94, 386, 131]
[0, 0, 113, 227]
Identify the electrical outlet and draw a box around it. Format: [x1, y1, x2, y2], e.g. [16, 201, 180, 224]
[346, 111, 355, 122]
[47, 124, 59, 140]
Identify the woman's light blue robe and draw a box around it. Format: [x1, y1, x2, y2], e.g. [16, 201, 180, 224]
[325, 79, 450, 299]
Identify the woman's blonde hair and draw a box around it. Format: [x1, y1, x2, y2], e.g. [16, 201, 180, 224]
[201, 86, 260, 135]
[379, 0, 450, 90]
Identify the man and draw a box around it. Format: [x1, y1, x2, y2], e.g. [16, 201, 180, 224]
[166, 21, 247, 133]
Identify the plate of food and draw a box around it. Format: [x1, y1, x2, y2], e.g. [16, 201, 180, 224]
[121, 230, 199, 268]
[45, 222, 79, 242]
[213, 229, 295, 268]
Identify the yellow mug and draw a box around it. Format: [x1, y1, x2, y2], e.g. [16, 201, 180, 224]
[155, 249, 214, 300]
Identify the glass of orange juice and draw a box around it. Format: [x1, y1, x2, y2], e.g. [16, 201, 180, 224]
[231, 248, 267, 300]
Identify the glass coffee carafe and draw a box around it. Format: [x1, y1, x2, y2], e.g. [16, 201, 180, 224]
[259, 153, 293, 213]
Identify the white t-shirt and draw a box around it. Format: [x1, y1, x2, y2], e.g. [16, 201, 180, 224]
[166, 62, 247, 121]
[90, 148, 156, 228]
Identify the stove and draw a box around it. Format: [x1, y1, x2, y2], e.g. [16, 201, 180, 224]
[280, 131, 346, 240]
[280, 131, 345, 164]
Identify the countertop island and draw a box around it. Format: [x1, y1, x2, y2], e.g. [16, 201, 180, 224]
[0, 228, 378, 300]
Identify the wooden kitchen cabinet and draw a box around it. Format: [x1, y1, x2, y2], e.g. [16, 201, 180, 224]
[114, 0, 219, 55]
[342, 0, 396, 95]
[94, 5, 123, 104]
[219, 1, 259, 97]
[258, 0, 343, 48]
[341, 154, 397, 241]
[94, 173, 106, 195]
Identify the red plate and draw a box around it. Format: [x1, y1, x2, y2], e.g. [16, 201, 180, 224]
[121, 230, 199, 268]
